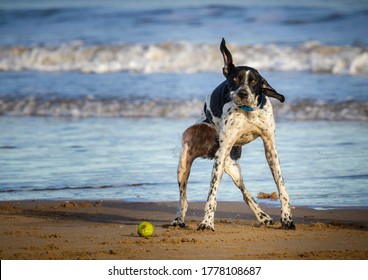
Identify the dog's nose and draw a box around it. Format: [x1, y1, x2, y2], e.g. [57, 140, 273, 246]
[237, 90, 248, 98]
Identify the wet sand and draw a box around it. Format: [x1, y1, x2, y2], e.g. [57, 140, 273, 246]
[0, 200, 367, 260]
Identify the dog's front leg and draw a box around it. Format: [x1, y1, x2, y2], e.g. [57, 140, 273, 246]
[262, 135, 295, 229]
[198, 135, 235, 231]
[197, 147, 228, 231]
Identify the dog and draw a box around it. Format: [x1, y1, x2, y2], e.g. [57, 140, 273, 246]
[171, 38, 295, 230]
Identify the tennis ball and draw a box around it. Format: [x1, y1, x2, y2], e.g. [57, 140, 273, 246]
[137, 221, 154, 237]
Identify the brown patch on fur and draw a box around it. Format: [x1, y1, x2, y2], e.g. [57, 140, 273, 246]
[182, 123, 219, 160]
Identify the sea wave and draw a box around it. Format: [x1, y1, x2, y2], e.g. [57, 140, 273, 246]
[0, 41, 367, 75]
[0, 183, 157, 194]
[1, 97, 367, 121]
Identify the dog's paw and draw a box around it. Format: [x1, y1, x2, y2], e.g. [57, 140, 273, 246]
[262, 218, 274, 226]
[171, 218, 186, 228]
[254, 219, 274, 228]
[197, 222, 215, 231]
[281, 220, 296, 230]
[257, 211, 274, 225]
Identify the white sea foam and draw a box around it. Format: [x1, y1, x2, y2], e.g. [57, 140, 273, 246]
[1, 97, 367, 121]
[0, 41, 367, 75]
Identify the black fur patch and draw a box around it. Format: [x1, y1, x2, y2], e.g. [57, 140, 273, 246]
[209, 81, 231, 118]
[230, 146, 242, 160]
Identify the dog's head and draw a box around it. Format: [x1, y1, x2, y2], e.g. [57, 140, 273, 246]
[220, 38, 285, 108]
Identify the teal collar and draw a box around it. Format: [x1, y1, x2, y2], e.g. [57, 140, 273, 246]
[240, 92, 265, 112]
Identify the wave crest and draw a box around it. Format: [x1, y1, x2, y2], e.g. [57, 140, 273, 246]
[1, 97, 367, 121]
[0, 41, 367, 75]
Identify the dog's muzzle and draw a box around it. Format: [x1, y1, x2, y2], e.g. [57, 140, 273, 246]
[237, 90, 248, 98]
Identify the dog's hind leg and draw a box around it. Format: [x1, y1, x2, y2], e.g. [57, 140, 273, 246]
[171, 123, 219, 228]
[171, 143, 193, 227]
[224, 147, 274, 225]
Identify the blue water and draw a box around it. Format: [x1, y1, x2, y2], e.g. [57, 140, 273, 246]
[0, 0, 368, 207]
[1, 0, 367, 46]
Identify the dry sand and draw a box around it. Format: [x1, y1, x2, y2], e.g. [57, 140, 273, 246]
[0, 200, 367, 260]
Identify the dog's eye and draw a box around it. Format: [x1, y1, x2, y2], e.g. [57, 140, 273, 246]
[250, 79, 257, 85]
[233, 75, 243, 83]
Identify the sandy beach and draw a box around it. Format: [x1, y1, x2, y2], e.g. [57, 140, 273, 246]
[0, 200, 367, 260]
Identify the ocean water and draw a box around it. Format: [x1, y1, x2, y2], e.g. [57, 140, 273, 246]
[0, 0, 367, 208]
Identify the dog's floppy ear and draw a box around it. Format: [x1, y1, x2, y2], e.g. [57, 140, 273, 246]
[261, 77, 285, 103]
[220, 38, 235, 78]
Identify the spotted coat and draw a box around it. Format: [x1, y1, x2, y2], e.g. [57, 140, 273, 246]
[172, 38, 295, 230]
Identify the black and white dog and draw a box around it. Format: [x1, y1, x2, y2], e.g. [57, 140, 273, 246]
[172, 38, 295, 230]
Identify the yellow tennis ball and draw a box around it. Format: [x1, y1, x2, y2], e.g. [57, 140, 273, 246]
[137, 221, 154, 237]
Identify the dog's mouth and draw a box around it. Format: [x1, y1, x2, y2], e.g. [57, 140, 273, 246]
[232, 89, 252, 106]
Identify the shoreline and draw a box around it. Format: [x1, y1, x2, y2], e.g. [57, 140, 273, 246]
[1, 200, 367, 260]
